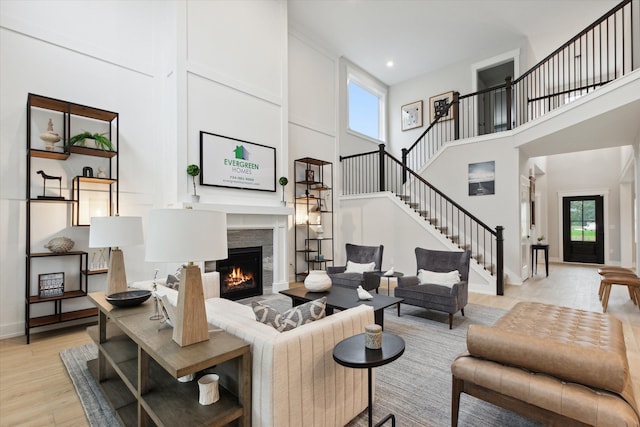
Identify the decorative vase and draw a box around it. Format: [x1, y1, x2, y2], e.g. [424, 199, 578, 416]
[365, 324, 382, 349]
[304, 270, 332, 292]
[198, 373, 220, 405]
[39, 118, 61, 151]
[44, 237, 75, 253]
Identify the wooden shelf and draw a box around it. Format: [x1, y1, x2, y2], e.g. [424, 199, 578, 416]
[29, 93, 118, 122]
[73, 176, 117, 185]
[29, 149, 69, 160]
[68, 145, 117, 158]
[29, 251, 87, 258]
[84, 269, 108, 275]
[87, 359, 138, 427]
[29, 289, 87, 303]
[28, 307, 97, 328]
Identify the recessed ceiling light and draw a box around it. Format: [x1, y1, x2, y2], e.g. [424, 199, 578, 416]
[386, 60, 394, 68]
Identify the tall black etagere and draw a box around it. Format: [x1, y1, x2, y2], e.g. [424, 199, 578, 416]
[294, 157, 334, 281]
[25, 93, 119, 343]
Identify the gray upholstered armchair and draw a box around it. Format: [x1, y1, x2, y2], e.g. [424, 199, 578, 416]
[395, 248, 471, 329]
[327, 243, 384, 291]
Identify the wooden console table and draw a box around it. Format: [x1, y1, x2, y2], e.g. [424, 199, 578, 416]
[87, 292, 251, 426]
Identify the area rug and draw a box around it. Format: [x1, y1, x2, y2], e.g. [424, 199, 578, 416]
[61, 298, 542, 427]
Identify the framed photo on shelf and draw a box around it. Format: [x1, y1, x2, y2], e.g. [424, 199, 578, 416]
[38, 272, 64, 297]
[429, 91, 454, 122]
[401, 100, 423, 131]
[200, 131, 276, 192]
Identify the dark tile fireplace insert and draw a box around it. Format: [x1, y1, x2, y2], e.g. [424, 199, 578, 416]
[217, 246, 263, 300]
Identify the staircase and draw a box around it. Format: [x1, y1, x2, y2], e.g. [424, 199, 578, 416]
[340, 0, 636, 295]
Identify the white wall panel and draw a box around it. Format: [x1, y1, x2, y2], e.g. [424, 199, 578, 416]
[186, 0, 284, 103]
[288, 33, 336, 136]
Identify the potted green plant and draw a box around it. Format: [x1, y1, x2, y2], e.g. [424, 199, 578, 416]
[187, 164, 201, 202]
[279, 176, 288, 206]
[537, 235, 545, 243]
[68, 131, 114, 151]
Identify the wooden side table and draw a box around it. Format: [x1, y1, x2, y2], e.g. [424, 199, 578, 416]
[333, 332, 405, 427]
[531, 244, 549, 277]
[87, 292, 251, 426]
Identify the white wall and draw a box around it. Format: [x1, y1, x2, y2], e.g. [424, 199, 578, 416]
[544, 147, 624, 263]
[0, 0, 290, 338]
[287, 30, 338, 280]
[0, 0, 166, 338]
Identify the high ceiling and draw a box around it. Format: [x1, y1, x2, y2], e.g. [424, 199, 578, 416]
[288, 0, 621, 86]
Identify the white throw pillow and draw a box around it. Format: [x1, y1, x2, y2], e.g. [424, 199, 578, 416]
[417, 269, 461, 288]
[345, 260, 376, 273]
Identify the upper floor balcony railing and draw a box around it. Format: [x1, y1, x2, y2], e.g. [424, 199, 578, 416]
[404, 0, 637, 172]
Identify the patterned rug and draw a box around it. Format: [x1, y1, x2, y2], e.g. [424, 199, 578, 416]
[61, 296, 542, 426]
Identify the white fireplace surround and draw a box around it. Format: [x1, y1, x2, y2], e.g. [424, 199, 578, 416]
[187, 202, 293, 294]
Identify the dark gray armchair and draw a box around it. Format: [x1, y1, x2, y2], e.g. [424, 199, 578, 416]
[327, 243, 384, 291]
[395, 248, 471, 329]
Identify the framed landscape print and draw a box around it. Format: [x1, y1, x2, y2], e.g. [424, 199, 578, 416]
[468, 161, 495, 196]
[429, 91, 454, 122]
[200, 131, 276, 192]
[401, 100, 423, 131]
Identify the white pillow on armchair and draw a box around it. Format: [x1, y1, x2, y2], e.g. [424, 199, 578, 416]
[345, 261, 376, 273]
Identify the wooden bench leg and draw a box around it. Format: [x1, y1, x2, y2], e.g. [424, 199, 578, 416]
[451, 375, 463, 427]
[627, 286, 637, 305]
[599, 280, 605, 300]
[602, 284, 612, 313]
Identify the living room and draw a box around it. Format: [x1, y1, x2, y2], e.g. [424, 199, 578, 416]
[1, 0, 640, 426]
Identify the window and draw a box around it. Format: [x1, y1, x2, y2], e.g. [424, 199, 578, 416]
[570, 199, 596, 242]
[347, 70, 386, 142]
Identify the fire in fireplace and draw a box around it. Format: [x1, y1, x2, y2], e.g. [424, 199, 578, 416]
[217, 246, 263, 300]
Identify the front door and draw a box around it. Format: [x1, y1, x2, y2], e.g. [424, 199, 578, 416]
[562, 195, 604, 263]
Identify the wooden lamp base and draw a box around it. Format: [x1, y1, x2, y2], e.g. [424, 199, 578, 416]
[173, 263, 209, 347]
[106, 248, 128, 296]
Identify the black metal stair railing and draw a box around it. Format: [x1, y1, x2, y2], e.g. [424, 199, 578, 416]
[341, 145, 505, 295]
[404, 0, 636, 172]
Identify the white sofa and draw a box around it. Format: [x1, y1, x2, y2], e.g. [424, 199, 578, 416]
[131, 274, 374, 427]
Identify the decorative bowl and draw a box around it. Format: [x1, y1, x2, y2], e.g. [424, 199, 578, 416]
[105, 290, 152, 307]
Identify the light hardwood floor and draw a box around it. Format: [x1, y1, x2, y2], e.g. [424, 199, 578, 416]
[1, 263, 638, 426]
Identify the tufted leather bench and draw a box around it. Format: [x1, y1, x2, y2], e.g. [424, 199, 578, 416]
[451, 302, 639, 426]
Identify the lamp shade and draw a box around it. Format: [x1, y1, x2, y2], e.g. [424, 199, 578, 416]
[145, 209, 228, 262]
[89, 216, 143, 248]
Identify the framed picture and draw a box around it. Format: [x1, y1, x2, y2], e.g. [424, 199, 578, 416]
[200, 131, 276, 192]
[401, 100, 423, 131]
[429, 91, 454, 122]
[305, 169, 315, 182]
[38, 272, 64, 298]
[468, 161, 495, 196]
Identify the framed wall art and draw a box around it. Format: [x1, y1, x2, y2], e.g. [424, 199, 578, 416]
[401, 100, 423, 131]
[429, 91, 454, 122]
[468, 161, 495, 196]
[38, 272, 64, 297]
[200, 131, 276, 192]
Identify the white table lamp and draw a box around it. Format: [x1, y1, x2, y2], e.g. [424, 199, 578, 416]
[89, 216, 143, 296]
[146, 209, 227, 347]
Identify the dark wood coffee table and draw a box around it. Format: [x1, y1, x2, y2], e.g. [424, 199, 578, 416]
[280, 285, 403, 329]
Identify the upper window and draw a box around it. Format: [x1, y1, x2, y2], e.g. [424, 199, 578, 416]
[347, 70, 386, 142]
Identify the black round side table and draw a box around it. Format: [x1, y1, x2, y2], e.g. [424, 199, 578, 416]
[333, 332, 405, 427]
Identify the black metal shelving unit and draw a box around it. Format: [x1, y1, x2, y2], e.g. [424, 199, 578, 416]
[25, 93, 119, 343]
[294, 157, 334, 282]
